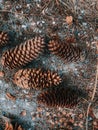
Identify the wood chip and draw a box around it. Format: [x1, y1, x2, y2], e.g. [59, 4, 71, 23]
[6, 93, 16, 101]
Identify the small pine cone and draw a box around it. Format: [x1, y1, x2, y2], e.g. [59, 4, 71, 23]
[13, 68, 61, 89]
[37, 87, 84, 108]
[0, 31, 9, 46]
[4, 122, 23, 130]
[1, 37, 45, 69]
[0, 118, 23, 130]
[48, 40, 85, 63]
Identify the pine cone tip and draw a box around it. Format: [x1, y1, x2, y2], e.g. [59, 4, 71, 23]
[0, 31, 9, 46]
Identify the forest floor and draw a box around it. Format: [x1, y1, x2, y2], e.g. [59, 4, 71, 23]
[0, 0, 98, 130]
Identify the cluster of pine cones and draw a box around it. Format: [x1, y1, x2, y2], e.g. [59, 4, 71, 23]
[0, 31, 86, 110]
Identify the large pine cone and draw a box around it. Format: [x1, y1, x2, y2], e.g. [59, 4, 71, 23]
[0, 31, 9, 46]
[48, 40, 85, 63]
[13, 68, 61, 89]
[37, 87, 84, 108]
[1, 37, 45, 69]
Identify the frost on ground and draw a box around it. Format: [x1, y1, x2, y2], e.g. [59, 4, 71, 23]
[0, 0, 98, 130]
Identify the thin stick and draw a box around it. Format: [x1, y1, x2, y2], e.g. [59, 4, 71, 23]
[86, 41, 98, 130]
[0, 10, 30, 16]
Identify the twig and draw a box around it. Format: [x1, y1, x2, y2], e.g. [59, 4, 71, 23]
[40, 0, 52, 14]
[86, 41, 98, 130]
[0, 10, 28, 16]
[55, 0, 59, 5]
[0, 10, 18, 15]
[0, 9, 43, 18]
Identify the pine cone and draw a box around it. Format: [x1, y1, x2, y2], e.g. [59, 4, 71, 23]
[1, 37, 45, 69]
[13, 68, 61, 89]
[37, 87, 84, 108]
[0, 31, 9, 46]
[48, 40, 85, 63]
[4, 122, 23, 130]
[0, 118, 23, 130]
